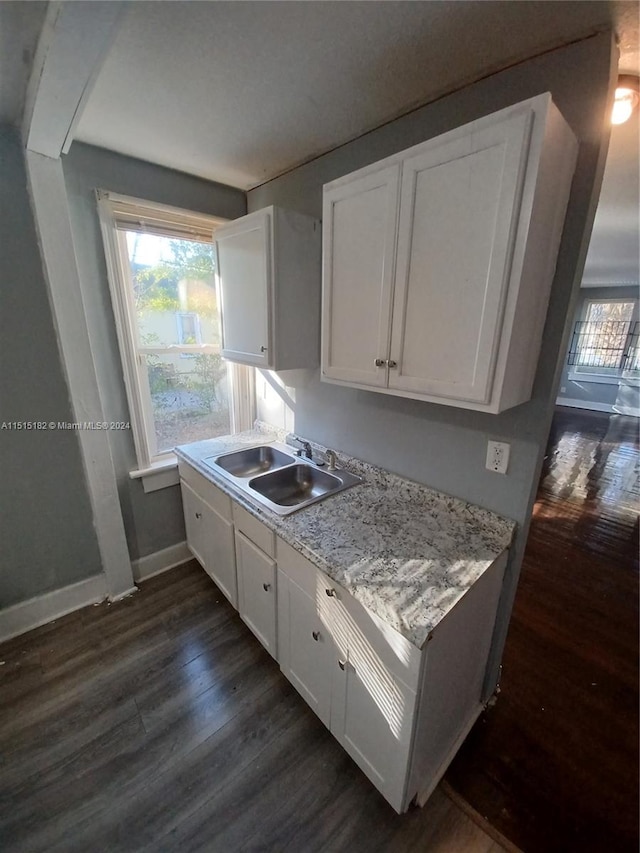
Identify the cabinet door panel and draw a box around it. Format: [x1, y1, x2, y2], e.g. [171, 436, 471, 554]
[329, 598, 417, 812]
[235, 531, 277, 657]
[216, 210, 271, 367]
[389, 109, 533, 403]
[181, 480, 237, 607]
[207, 507, 237, 608]
[322, 166, 400, 387]
[181, 480, 208, 568]
[279, 573, 333, 727]
[336, 661, 415, 812]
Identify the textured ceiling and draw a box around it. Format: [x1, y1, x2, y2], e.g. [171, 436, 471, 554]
[3, 1, 637, 287]
[74, 1, 638, 190]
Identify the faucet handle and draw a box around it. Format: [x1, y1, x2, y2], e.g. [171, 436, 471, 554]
[326, 449, 338, 470]
[291, 435, 313, 460]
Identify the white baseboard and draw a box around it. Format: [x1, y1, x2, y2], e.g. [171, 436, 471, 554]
[556, 397, 613, 413]
[557, 397, 640, 417]
[131, 540, 191, 582]
[0, 574, 108, 644]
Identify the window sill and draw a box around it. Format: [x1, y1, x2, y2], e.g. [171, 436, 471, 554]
[129, 456, 180, 493]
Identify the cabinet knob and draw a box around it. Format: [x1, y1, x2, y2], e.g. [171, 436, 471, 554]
[374, 358, 385, 367]
[312, 630, 320, 642]
[263, 582, 271, 592]
[195, 512, 202, 519]
[325, 588, 336, 598]
[260, 345, 268, 353]
[338, 659, 347, 671]
[386, 359, 397, 369]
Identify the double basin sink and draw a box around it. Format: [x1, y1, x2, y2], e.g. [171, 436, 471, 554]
[204, 442, 362, 516]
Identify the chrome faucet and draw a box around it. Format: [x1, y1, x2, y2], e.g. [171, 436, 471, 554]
[292, 435, 313, 460]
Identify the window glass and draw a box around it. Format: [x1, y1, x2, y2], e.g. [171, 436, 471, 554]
[575, 300, 636, 371]
[126, 231, 232, 453]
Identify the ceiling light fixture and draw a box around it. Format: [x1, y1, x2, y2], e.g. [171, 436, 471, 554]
[612, 75, 639, 125]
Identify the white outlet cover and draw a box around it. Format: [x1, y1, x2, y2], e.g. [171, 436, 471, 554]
[486, 440, 510, 474]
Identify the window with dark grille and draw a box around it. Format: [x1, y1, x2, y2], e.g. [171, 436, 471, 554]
[568, 299, 639, 376]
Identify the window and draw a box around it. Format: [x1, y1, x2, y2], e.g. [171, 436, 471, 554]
[568, 298, 639, 380]
[176, 312, 201, 346]
[98, 192, 254, 474]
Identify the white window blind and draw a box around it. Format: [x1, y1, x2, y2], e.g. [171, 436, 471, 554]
[97, 190, 224, 242]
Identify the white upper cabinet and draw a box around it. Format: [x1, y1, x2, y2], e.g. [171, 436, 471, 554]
[321, 94, 578, 413]
[215, 205, 320, 370]
[322, 166, 400, 387]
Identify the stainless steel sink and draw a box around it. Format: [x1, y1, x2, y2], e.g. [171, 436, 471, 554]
[203, 441, 362, 515]
[249, 464, 341, 507]
[213, 445, 295, 478]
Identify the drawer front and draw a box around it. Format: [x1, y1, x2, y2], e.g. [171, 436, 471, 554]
[178, 461, 232, 521]
[233, 503, 275, 557]
[277, 538, 323, 595]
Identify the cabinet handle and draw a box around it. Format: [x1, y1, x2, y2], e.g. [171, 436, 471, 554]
[195, 512, 202, 519]
[374, 358, 385, 367]
[260, 345, 268, 353]
[263, 582, 271, 592]
[325, 588, 336, 598]
[338, 659, 347, 671]
[312, 630, 320, 641]
[386, 359, 397, 369]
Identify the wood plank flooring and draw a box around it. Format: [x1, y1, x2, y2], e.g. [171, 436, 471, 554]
[0, 562, 506, 852]
[446, 407, 639, 853]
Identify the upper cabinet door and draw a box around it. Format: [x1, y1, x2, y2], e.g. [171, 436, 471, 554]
[389, 109, 533, 404]
[216, 209, 271, 368]
[322, 165, 400, 387]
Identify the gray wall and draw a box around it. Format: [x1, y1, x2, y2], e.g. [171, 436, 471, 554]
[558, 285, 639, 412]
[62, 143, 246, 561]
[0, 126, 102, 607]
[248, 34, 615, 687]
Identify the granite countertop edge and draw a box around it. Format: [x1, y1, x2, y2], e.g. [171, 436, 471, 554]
[175, 425, 516, 650]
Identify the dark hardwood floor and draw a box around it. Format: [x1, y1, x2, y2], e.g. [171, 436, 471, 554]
[446, 407, 640, 853]
[0, 563, 504, 853]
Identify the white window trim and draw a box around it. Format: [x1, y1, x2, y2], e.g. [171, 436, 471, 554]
[97, 191, 255, 486]
[570, 296, 639, 382]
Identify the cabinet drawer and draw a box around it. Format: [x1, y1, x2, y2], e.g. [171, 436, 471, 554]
[233, 503, 275, 557]
[178, 461, 232, 522]
[277, 538, 325, 595]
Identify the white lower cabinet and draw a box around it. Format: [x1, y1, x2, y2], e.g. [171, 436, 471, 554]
[233, 503, 278, 659]
[179, 474, 237, 608]
[277, 570, 333, 727]
[278, 538, 419, 811]
[277, 537, 508, 814]
[179, 459, 509, 814]
[235, 530, 277, 658]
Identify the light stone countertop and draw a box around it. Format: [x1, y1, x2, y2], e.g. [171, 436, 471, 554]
[175, 425, 516, 649]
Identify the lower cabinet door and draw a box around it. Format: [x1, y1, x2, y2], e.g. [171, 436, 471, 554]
[331, 629, 417, 813]
[181, 480, 209, 568]
[235, 531, 277, 658]
[181, 479, 237, 608]
[278, 572, 333, 727]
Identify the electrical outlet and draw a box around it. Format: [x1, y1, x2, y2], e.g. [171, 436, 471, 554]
[560, 386, 566, 393]
[486, 440, 510, 474]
